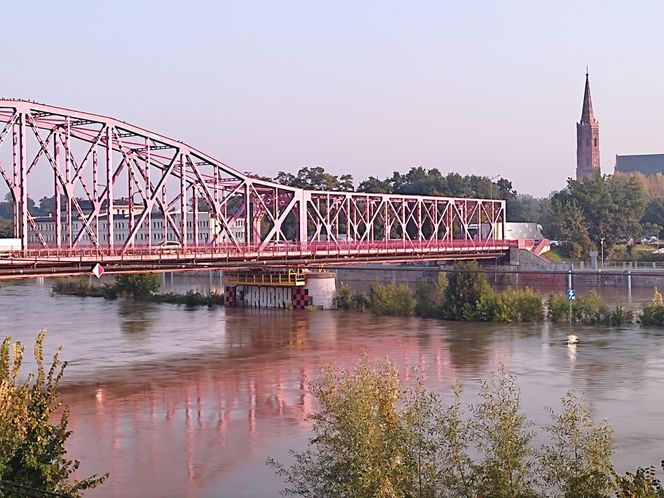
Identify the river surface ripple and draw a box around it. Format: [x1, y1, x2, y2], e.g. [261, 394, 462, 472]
[2, 279, 664, 497]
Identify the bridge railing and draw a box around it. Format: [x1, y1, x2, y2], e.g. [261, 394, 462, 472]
[13, 238, 516, 262]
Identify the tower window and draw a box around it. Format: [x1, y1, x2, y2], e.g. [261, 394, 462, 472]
[594, 138, 598, 147]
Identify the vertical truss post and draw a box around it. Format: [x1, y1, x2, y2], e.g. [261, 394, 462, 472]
[145, 139, 152, 248]
[192, 185, 199, 247]
[64, 117, 72, 248]
[128, 153, 134, 244]
[54, 131, 62, 248]
[106, 126, 114, 250]
[299, 190, 308, 248]
[92, 145, 98, 245]
[18, 113, 27, 249]
[179, 153, 187, 247]
[11, 120, 18, 238]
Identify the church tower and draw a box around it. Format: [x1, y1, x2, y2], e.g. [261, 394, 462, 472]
[576, 71, 601, 181]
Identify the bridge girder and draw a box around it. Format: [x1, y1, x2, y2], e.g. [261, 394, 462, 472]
[0, 99, 507, 263]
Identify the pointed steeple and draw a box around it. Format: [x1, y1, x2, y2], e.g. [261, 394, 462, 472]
[576, 69, 601, 181]
[580, 69, 596, 124]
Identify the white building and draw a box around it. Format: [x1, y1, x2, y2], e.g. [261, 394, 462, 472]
[28, 210, 246, 247]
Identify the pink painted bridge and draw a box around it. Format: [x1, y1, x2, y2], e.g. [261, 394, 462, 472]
[0, 99, 511, 278]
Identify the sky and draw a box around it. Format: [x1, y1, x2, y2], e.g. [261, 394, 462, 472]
[1, 0, 663, 197]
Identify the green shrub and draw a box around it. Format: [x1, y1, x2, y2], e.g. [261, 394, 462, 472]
[468, 288, 501, 322]
[441, 262, 493, 321]
[573, 290, 610, 325]
[641, 289, 664, 326]
[495, 287, 544, 323]
[615, 463, 664, 497]
[609, 304, 634, 326]
[335, 283, 367, 311]
[369, 282, 415, 316]
[540, 391, 615, 497]
[270, 358, 623, 498]
[52, 278, 116, 299]
[335, 283, 354, 310]
[350, 292, 368, 310]
[0, 331, 108, 495]
[115, 273, 160, 299]
[152, 290, 224, 307]
[414, 281, 437, 318]
[547, 291, 634, 326]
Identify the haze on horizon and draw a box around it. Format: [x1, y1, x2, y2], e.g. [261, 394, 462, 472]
[1, 0, 663, 198]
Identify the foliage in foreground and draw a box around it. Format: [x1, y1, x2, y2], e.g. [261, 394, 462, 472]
[269, 357, 651, 498]
[0, 331, 107, 497]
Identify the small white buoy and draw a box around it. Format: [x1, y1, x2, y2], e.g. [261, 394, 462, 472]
[566, 334, 578, 345]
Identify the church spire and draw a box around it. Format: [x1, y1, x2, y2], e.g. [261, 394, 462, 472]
[576, 70, 601, 181]
[580, 70, 596, 124]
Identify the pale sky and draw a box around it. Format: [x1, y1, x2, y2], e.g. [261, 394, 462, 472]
[2, 0, 663, 197]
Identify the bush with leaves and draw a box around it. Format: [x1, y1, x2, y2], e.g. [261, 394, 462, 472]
[546, 293, 570, 322]
[540, 391, 615, 497]
[369, 282, 415, 316]
[335, 283, 367, 311]
[413, 273, 448, 319]
[615, 462, 664, 498]
[270, 357, 631, 498]
[114, 273, 160, 300]
[641, 289, 664, 326]
[441, 261, 493, 321]
[0, 330, 107, 496]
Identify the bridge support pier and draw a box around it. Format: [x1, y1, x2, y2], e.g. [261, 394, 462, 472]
[223, 270, 336, 310]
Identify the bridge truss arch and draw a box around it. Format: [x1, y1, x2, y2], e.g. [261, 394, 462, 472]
[0, 99, 508, 269]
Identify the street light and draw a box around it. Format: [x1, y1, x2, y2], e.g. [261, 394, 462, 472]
[600, 237, 605, 268]
[490, 175, 500, 199]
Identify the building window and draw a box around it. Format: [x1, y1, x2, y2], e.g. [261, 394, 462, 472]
[594, 138, 598, 147]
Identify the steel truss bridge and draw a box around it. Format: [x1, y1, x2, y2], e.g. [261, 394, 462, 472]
[0, 99, 511, 279]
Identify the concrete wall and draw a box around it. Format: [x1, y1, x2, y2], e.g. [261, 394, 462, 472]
[305, 272, 336, 309]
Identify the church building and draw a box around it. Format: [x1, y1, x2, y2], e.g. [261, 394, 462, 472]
[576, 72, 601, 181]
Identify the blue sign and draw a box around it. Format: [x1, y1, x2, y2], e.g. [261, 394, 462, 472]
[567, 289, 576, 300]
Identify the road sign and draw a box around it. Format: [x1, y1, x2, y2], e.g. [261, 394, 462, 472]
[566, 289, 576, 300]
[91, 263, 105, 279]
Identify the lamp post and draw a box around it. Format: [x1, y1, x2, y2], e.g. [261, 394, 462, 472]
[600, 237, 605, 268]
[490, 175, 500, 199]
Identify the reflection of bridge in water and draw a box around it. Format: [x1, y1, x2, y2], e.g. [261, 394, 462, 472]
[60, 313, 511, 497]
[0, 99, 511, 279]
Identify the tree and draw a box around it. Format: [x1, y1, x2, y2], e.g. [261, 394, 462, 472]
[357, 176, 391, 193]
[440, 261, 493, 321]
[114, 273, 160, 299]
[552, 175, 645, 254]
[271, 358, 625, 498]
[641, 198, 664, 238]
[268, 357, 428, 497]
[551, 200, 595, 258]
[275, 167, 354, 192]
[471, 369, 537, 498]
[0, 331, 107, 496]
[540, 391, 615, 497]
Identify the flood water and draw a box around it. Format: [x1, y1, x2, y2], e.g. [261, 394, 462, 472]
[3, 277, 664, 497]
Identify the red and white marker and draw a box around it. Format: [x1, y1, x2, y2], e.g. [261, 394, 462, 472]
[91, 263, 105, 279]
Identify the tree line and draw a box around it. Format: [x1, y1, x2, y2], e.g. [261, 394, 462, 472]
[2, 165, 662, 260]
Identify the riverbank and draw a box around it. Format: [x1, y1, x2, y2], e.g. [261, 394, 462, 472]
[339, 262, 664, 327]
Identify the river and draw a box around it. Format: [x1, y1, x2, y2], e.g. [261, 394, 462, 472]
[2, 277, 664, 497]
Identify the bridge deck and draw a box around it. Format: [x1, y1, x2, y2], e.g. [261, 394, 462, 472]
[0, 240, 515, 279]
